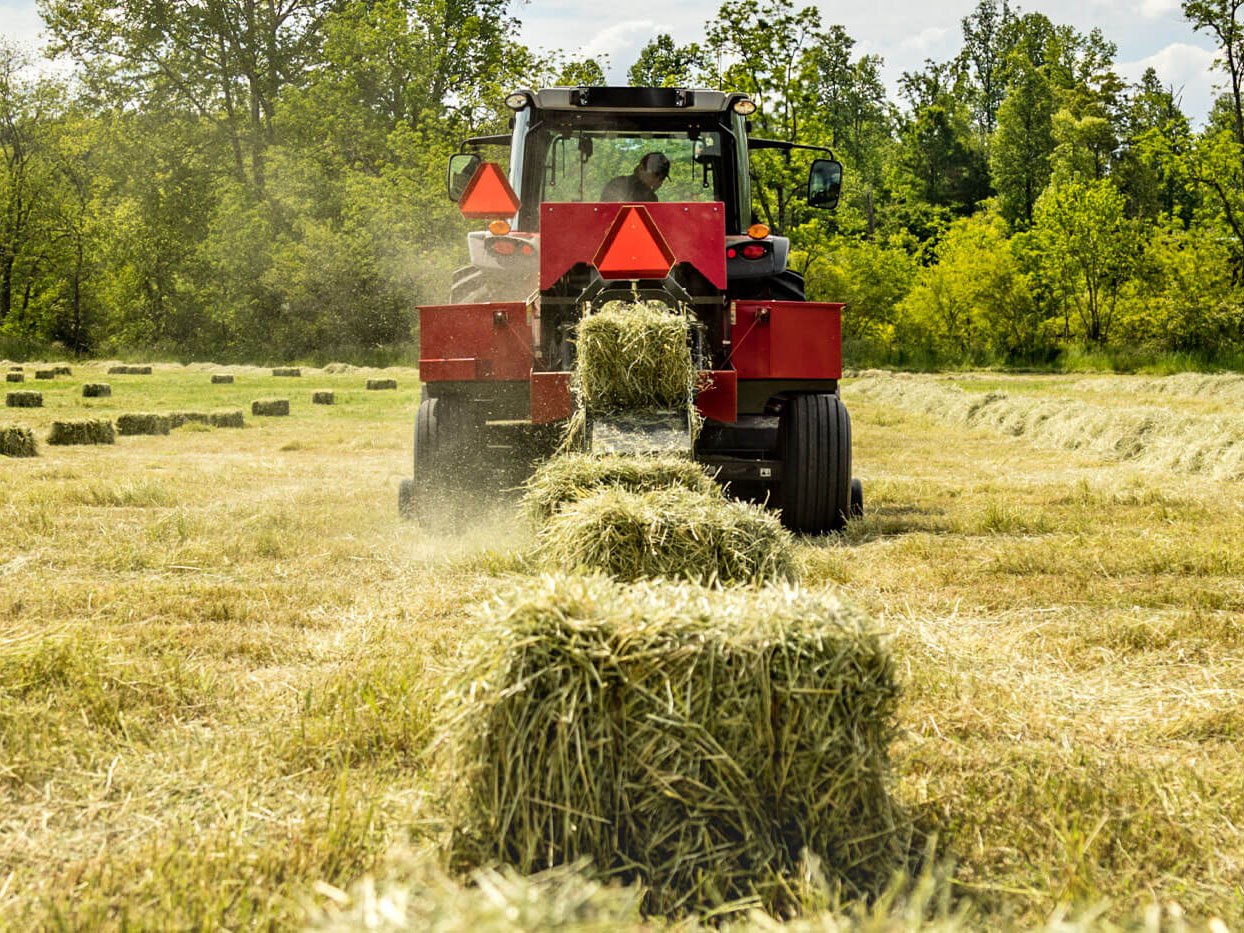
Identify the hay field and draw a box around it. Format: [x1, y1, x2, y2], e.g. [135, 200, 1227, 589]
[2, 366, 1242, 929]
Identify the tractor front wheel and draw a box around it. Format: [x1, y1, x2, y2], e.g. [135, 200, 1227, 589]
[777, 393, 852, 534]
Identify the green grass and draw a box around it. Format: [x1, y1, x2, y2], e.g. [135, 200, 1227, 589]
[1, 365, 1242, 928]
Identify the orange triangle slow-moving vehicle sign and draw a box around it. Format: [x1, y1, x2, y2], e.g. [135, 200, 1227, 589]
[593, 206, 676, 280]
[458, 162, 521, 219]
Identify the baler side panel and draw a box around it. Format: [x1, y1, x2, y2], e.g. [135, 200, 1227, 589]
[419, 303, 532, 382]
[731, 301, 843, 380]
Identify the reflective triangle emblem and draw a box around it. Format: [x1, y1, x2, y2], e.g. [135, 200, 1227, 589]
[458, 163, 521, 219]
[593, 206, 676, 280]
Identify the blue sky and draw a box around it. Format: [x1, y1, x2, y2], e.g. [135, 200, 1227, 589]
[1, 0, 1226, 123]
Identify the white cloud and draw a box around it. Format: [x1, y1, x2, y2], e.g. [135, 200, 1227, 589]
[0, 3, 46, 49]
[1119, 42, 1222, 124]
[896, 26, 951, 54]
[580, 19, 664, 73]
[1138, 0, 1181, 18]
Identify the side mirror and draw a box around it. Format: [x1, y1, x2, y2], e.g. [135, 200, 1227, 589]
[808, 159, 843, 210]
[448, 153, 481, 202]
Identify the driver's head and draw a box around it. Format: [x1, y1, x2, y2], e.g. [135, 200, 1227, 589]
[637, 151, 670, 191]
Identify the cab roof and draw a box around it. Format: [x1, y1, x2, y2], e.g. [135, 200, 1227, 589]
[521, 87, 748, 115]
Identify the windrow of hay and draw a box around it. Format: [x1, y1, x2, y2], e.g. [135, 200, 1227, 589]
[252, 398, 290, 417]
[1072, 372, 1244, 403]
[312, 390, 334, 405]
[574, 301, 695, 413]
[522, 453, 720, 525]
[272, 367, 301, 377]
[0, 425, 38, 457]
[209, 409, 245, 428]
[82, 383, 111, 397]
[48, 419, 115, 445]
[116, 413, 172, 436]
[210, 373, 234, 384]
[6, 391, 41, 408]
[438, 573, 905, 916]
[536, 485, 798, 586]
[366, 379, 397, 390]
[852, 373, 1244, 481]
[107, 364, 153, 375]
[6, 372, 23, 383]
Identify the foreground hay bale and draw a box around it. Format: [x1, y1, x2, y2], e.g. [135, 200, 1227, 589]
[575, 302, 694, 413]
[48, 419, 114, 445]
[6, 391, 41, 408]
[210, 373, 234, 384]
[0, 426, 38, 457]
[6, 372, 23, 383]
[116, 413, 171, 436]
[34, 370, 55, 380]
[440, 574, 904, 916]
[272, 367, 301, 377]
[523, 453, 719, 525]
[311, 390, 334, 405]
[537, 485, 797, 585]
[82, 383, 111, 398]
[107, 364, 152, 375]
[366, 378, 397, 390]
[252, 398, 289, 417]
[209, 409, 245, 428]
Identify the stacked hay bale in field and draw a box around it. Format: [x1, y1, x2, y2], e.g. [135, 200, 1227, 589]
[6, 372, 23, 383]
[252, 398, 289, 416]
[0, 426, 38, 457]
[82, 383, 111, 398]
[366, 378, 397, 390]
[34, 369, 55, 380]
[209, 409, 245, 428]
[272, 367, 301, 377]
[48, 419, 114, 445]
[210, 373, 234, 384]
[523, 453, 718, 525]
[53, 365, 72, 376]
[168, 411, 209, 428]
[107, 364, 153, 375]
[440, 574, 904, 916]
[311, 390, 334, 405]
[116, 413, 171, 436]
[6, 391, 41, 408]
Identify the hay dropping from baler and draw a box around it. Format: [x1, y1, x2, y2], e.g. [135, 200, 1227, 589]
[574, 301, 697, 415]
[437, 573, 905, 916]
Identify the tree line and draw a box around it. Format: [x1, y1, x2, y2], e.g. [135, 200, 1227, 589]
[1, 0, 1242, 366]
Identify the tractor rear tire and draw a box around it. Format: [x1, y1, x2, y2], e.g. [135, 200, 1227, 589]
[411, 395, 486, 524]
[778, 393, 852, 534]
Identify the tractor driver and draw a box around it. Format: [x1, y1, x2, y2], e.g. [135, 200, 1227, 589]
[601, 151, 670, 202]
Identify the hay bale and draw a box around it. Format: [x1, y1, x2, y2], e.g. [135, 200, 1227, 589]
[311, 390, 334, 405]
[166, 411, 207, 428]
[82, 383, 111, 398]
[575, 302, 695, 413]
[7, 365, 21, 371]
[0, 425, 38, 458]
[34, 370, 55, 380]
[523, 453, 719, 525]
[537, 485, 797, 586]
[251, 398, 289, 417]
[53, 365, 72, 376]
[107, 364, 152, 375]
[116, 413, 171, 436]
[272, 367, 301, 377]
[210, 373, 234, 384]
[6, 372, 23, 383]
[440, 574, 904, 916]
[47, 419, 114, 445]
[366, 378, 397, 390]
[209, 409, 245, 428]
[6, 391, 41, 408]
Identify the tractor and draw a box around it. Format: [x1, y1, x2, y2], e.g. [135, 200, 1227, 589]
[400, 86, 861, 534]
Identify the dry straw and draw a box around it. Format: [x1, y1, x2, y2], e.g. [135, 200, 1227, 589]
[6, 391, 41, 408]
[5, 372, 22, 383]
[575, 301, 695, 414]
[366, 378, 397, 390]
[209, 409, 245, 428]
[438, 573, 905, 916]
[211, 373, 235, 384]
[537, 485, 797, 586]
[523, 452, 719, 525]
[82, 383, 111, 398]
[116, 413, 172, 436]
[48, 419, 115, 445]
[252, 398, 290, 416]
[312, 390, 335, 405]
[272, 367, 301, 377]
[0, 425, 37, 457]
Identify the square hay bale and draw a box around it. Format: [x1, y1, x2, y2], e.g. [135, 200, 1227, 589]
[252, 398, 289, 417]
[6, 391, 41, 408]
[272, 367, 301, 377]
[116, 413, 171, 436]
[312, 390, 334, 405]
[366, 378, 397, 390]
[575, 302, 695, 413]
[82, 383, 111, 398]
[439, 574, 905, 916]
[210, 373, 235, 384]
[523, 453, 720, 525]
[107, 365, 152, 375]
[34, 369, 55, 379]
[6, 372, 23, 383]
[168, 411, 209, 428]
[209, 409, 245, 428]
[48, 419, 115, 445]
[0, 425, 38, 458]
[53, 365, 72, 376]
[7, 365, 21, 371]
[537, 485, 797, 586]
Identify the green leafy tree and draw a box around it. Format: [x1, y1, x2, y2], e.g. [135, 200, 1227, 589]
[628, 34, 708, 87]
[991, 54, 1055, 227]
[1182, 0, 1244, 146]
